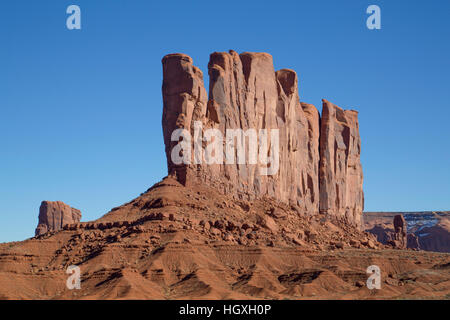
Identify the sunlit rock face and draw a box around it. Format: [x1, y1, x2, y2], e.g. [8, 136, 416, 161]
[162, 51, 363, 225]
[35, 201, 81, 236]
[319, 99, 364, 227]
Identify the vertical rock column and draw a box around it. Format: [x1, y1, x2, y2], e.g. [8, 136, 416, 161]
[392, 214, 408, 249]
[319, 99, 364, 227]
[161, 53, 208, 185]
[301, 102, 321, 214]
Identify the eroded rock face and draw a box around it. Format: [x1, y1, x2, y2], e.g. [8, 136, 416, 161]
[407, 234, 420, 250]
[161, 53, 208, 186]
[319, 99, 364, 227]
[162, 50, 362, 223]
[35, 201, 81, 236]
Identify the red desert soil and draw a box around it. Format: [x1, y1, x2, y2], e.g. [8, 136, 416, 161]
[0, 177, 449, 300]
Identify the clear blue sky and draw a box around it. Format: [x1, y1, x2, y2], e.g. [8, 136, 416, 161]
[1, 0, 449, 243]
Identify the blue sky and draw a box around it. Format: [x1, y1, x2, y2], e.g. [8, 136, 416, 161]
[1, 0, 449, 243]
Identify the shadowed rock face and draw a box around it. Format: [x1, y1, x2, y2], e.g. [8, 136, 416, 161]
[407, 233, 420, 249]
[35, 201, 81, 236]
[161, 50, 363, 225]
[383, 214, 408, 249]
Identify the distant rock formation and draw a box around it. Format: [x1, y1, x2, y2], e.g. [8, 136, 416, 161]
[35, 201, 81, 236]
[416, 223, 450, 252]
[407, 234, 420, 250]
[389, 214, 408, 249]
[365, 224, 393, 244]
[364, 211, 450, 252]
[161, 50, 364, 227]
[365, 214, 408, 249]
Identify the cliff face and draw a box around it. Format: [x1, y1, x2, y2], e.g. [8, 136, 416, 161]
[319, 100, 364, 227]
[162, 50, 363, 227]
[35, 201, 81, 236]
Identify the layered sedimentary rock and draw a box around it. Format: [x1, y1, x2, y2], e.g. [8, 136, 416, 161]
[162, 50, 362, 224]
[319, 100, 364, 227]
[35, 201, 81, 236]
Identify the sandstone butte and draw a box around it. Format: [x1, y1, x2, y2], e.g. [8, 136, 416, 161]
[35, 201, 81, 236]
[162, 50, 364, 227]
[0, 50, 448, 300]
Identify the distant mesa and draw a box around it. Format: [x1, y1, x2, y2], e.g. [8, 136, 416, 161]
[35, 201, 81, 236]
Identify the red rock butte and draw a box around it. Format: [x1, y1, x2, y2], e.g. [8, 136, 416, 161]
[1, 51, 448, 300]
[161, 50, 364, 228]
[35, 201, 81, 236]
